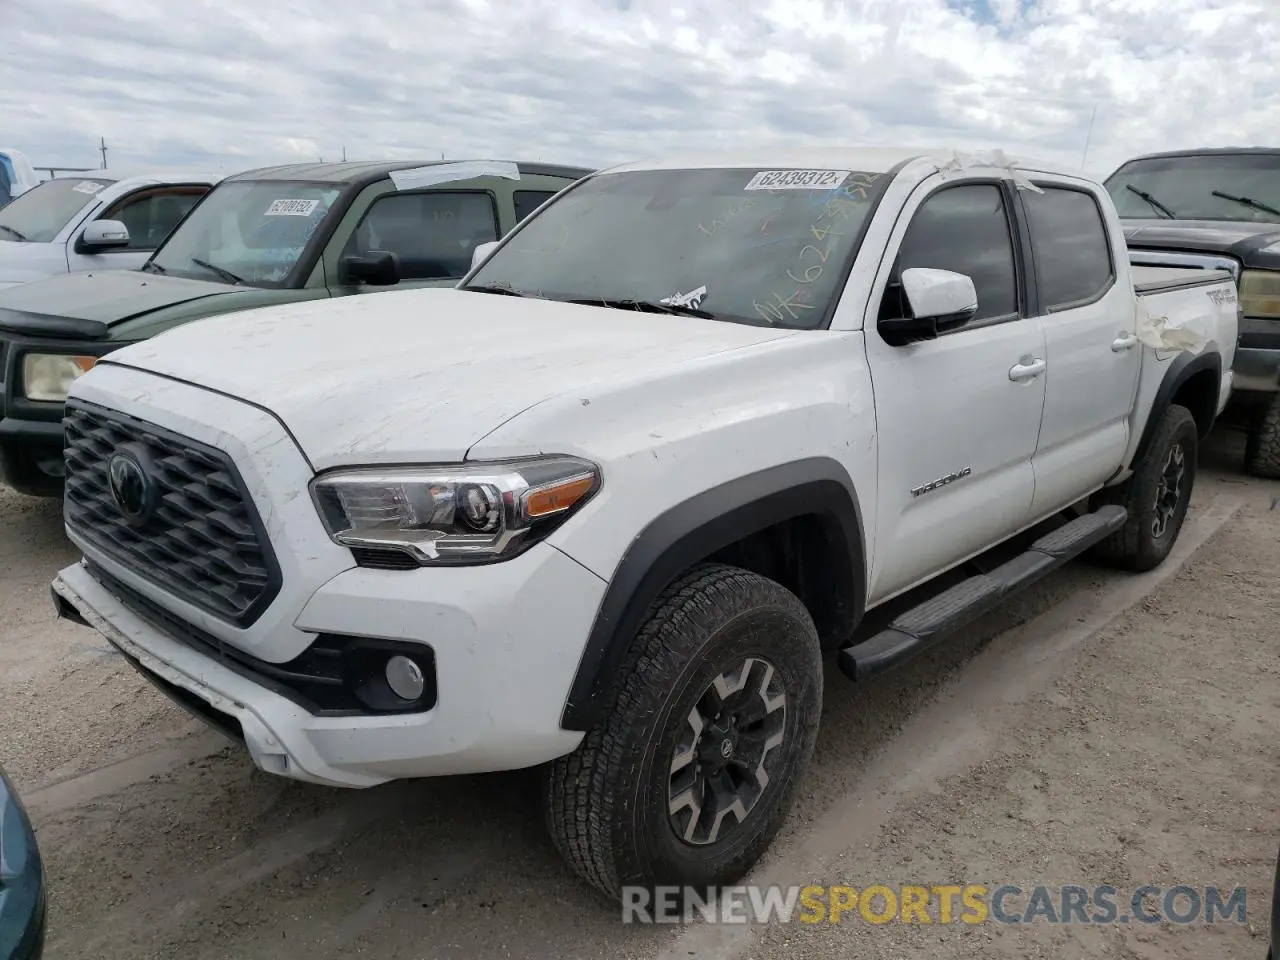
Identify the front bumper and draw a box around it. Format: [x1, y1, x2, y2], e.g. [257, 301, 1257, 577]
[52, 538, 602, 787]
[0, 417, 63, 497]
[1233, 345, 1280, 394]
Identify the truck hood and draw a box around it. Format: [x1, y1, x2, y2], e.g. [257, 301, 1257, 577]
[98, 287, 797, 468]
[0, 269, 231, 332]
[0, 239, 65, 287]
[1123, 218, 1280, 270]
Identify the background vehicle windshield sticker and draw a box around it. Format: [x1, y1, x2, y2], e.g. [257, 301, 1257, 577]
[660, 285, 707, 309]
[72, 181, 105, 195]
[264, 198, 320, 217]
[744, 170, 851, 191]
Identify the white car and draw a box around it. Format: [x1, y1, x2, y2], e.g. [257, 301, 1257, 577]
[0, 169, 222, 289]
[52, 147, 1238, 900]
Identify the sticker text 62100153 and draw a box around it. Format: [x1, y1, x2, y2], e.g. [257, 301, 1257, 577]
[752, 174, 881, 326]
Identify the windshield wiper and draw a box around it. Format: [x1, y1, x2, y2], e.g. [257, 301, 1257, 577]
[1126, 185, 1176, 219]
[141, 260, 166, 274]
[0, 224, 29, 241]
[1211, 189, 1280, 217]
[567, 298, 718, 320]
[464, 283, 527, 297]
[190, 257, 244, 284]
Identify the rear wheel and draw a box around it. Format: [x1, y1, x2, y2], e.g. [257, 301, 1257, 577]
[543, 563, 822, 900]
[1244, 393, 1280, 479]
[1090, 404, 1198, 572]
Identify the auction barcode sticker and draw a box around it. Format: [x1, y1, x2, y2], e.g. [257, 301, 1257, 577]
[264, 198, 319, 217]
[744, 170, 851, 191]
[72, 181, 105, 195]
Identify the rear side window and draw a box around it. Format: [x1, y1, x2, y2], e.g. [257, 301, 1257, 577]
[1022, 186, 1114, 310]
[345, 191, 499, 280]
[513, 190, 557, 223]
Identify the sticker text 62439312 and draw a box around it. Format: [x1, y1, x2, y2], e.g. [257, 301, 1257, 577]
[744, 170, 852, 191]
[264, 198, 320, 217]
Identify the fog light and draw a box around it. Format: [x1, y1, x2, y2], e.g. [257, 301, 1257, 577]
[385, 655, 425, 701]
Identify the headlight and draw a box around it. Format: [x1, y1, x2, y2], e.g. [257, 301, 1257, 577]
[1239, 270, 1280, 318]
[311, 456, 600, 565]
[22, 353, 97, 402]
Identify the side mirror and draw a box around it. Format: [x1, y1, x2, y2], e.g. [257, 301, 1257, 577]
[471, 240, 499, 271]
[880, 267, 978, 346]
[341, 250, 400, 286]
[77, 219, 131, 252]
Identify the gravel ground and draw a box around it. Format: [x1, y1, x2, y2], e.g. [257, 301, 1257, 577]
[2, 426, 1277, 959]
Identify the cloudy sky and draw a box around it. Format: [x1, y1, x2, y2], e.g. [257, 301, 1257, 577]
[2, 0, 1277, 179]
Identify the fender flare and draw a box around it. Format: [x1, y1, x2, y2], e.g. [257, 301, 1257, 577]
[560, 457, 867, 731]
[1131, 346, 1221, 468]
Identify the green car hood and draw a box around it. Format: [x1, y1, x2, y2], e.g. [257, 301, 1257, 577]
[0, 269, 231, 326]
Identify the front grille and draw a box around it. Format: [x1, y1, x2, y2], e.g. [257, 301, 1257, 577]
[63, 399, 281, 626]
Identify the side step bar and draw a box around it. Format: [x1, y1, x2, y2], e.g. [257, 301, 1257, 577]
[838, 504, 1128, 681]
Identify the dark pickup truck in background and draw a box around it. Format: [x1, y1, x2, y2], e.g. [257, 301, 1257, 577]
[1103, 147, 1280, 478]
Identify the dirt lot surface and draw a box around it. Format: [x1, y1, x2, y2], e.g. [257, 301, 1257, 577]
[3, 427, 1277, 959]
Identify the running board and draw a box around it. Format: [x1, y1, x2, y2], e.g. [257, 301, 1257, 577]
[838, 504, 1128, 681]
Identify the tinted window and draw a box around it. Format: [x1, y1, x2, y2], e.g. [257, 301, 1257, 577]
[514, 190, 557, 223]
[346, 192, 498, 281]
[1104, 153, 1280, 223]
[885, 184, 1018, 323]
[1022, 187, 1113, 310]
[103, 188, 205, 250]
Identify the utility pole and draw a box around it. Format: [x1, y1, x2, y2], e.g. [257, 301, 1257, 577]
[342, 145, 347, 162]
[99, 137, 108, 169]
[1080, 104, 1099, 170]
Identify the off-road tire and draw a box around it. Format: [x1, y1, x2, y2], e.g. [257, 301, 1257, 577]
[1244, 393, 1280, 479]
[543, 563, 823, 901]
[1089, 404, 1198, 572]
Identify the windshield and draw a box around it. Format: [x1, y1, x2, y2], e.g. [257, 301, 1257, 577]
[0, 177, 112, 243]
[1104, 153, 1280, 224]
[463, 167, 888, 329]
[149, 180, 343, 286]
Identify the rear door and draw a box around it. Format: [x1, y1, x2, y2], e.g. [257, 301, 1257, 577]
[863, 176, 1048, 602]
[1018, 177, 1142, 516]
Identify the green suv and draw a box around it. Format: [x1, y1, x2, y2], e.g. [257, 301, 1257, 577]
[0, 159, 592, 496]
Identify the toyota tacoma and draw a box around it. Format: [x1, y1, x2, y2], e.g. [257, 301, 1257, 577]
[52, 147, 1238, 900]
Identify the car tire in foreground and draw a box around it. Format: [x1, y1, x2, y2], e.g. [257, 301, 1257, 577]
[1090, 403, 1198, 573]
[543, 563, 823, 901]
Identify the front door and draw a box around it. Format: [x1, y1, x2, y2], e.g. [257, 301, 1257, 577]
[863, 177, 1048, 603]
[1019, 178, 1142, 516]
[68, 186, 207, 273]
[333, 189, 502, 293]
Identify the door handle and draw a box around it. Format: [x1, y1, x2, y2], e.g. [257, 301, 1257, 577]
[1008, 357, 1046, 382]
[1111, 332, 1138, 352]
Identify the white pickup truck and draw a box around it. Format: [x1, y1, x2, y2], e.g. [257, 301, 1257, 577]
[51, 147, 1238, 900]
[0, 169, 221, 289]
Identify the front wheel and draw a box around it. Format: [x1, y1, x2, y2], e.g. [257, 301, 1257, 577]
[1090, 403, 1198, 572]
[543, 563, 822, 900]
